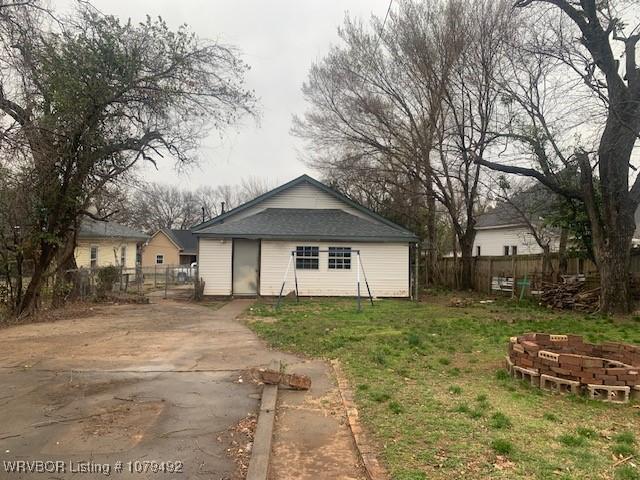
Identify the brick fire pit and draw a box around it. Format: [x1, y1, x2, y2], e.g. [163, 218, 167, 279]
[506, 333, 640, 403]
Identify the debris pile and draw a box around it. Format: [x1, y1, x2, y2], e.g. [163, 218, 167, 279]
[539, 281, 600, 313]
[507, 333, 640, 404]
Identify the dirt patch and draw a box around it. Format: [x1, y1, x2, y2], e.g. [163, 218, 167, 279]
[45, 377, 143, 406]
[0, 302, 96, 330]
[42, 400, 165, 454]
[218, 413, 257, 480]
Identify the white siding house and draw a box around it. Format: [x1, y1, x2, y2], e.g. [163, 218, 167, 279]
[192, 175, 417, 298]
[473, 225, 560, 257]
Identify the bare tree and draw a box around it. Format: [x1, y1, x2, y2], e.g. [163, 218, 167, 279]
[0, 3, 257, 315]
[294, 0, 512, 289]
[478, 0, 640, 313]
[293, 0, 464, 286]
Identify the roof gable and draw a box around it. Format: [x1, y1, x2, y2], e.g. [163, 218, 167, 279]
[148, 229, 183, 250]
[192, 174, 415, 236]
[79, 218, 147, 241]
[196, 208, 417, 242]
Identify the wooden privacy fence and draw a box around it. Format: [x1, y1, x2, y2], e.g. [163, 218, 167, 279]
[438, 252, 640, 296]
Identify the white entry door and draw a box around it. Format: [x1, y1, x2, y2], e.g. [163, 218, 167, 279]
[232, 239, 260, 295]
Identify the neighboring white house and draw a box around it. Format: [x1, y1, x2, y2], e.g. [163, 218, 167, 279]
[191, 174, 418, 297]
[473, 193, 640, 257]
[472, 202, 562, 257]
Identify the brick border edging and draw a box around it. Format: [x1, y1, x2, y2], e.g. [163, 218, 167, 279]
[246, 361, 279, 480]
[331, 359, 389, 480]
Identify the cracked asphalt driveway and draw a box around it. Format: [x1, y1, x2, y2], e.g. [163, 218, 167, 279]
[0, 299, 295, 479]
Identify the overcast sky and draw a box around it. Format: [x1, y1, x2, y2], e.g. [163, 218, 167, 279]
[56, 0, 389, 190]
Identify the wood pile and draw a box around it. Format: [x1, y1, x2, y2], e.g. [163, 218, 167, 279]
[540, 281, 600, 313]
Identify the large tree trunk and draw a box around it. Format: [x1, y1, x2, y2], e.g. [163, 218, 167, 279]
[591, 97, 639, 314]
[17, 243, 55, 316]
[593, 219, 635, 314]
[425, 186, 437, 287]
[558, 228, 568, 276]
[52, 230, 79, 308]
[459, 232, 475, 290]
[541, 245, 553, 278]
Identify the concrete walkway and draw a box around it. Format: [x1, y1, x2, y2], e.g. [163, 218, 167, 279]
[268, 359, 366, 480]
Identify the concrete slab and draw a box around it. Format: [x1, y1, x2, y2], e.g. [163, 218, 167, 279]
[0, 299, 297, 479]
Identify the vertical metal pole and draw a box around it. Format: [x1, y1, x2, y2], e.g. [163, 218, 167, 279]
[356, 251, 361, 312]
[414, 242, 419, 301]
[293, 251, 299, 303]
[275, 254, 293, 310]
[164, 267, 168, 299]
[359, 254, 374, 306]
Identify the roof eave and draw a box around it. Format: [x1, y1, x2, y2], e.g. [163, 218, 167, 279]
[195, 232, 417, 243]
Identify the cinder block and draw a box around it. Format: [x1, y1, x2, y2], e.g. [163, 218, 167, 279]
[504, 356, 514, 374]
[539, 351, 560, 362]
[540, 374, 581, 394]
[550, 334, 568, 342]
[513, 366, 540, 387]
[586, 384, 630, 404]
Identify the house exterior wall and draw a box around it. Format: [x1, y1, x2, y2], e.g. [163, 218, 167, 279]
[473, 226, 560, 257]
[75, 239, 138, 269]
[259, 240, 410, 297]
[199, 238, 233, 295]
[141, 231, 180, 267]
[227, 182, 370, 222]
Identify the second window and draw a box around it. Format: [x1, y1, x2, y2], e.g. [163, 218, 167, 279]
[328, 247, 351, 270]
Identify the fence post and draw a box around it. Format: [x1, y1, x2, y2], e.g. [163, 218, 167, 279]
[488, 258, 494, 294]
[511, 255, 517, 299]
[164, 267, 168, 299]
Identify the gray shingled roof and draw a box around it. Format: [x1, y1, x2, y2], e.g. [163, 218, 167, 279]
[192, 174, 417, 237]
[196, 208, 418, 242]
[476, 185, 556, 229]
[476, 204, 530, 228]
[79, 218, 148, 240]
[164, 229, 198, 254]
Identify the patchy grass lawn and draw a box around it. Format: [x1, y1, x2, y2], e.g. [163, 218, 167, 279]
[247, 294, 640, 480]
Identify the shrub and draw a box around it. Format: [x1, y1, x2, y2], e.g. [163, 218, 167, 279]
[95, 265, 121, 296]
[490, 412, 512, 430]
[491, 438, 514, 455]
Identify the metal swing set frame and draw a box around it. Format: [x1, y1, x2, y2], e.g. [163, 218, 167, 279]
[275, 249, 374, 311]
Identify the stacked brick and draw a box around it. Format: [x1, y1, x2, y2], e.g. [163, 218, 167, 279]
[506, 333, 640, 403]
